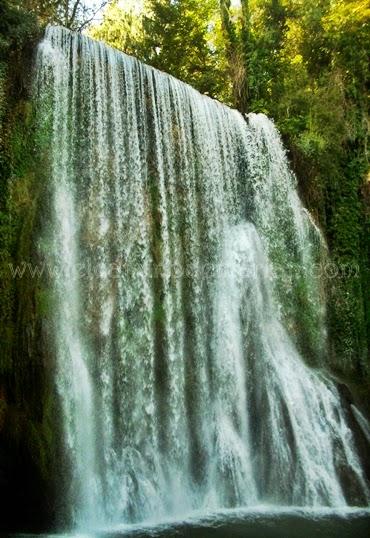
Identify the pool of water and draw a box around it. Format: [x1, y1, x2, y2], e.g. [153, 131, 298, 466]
[13, 507, 370, 538]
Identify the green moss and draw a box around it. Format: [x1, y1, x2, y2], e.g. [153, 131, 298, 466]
[35, 288, 55, 317]
[0, 8, 62, 530]
[272, 71, 370, 394]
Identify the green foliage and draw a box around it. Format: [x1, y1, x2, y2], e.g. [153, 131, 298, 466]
[0, 4, 38, 376]
[0, 4, 66, 528]
[243, 0, 370, 382]
[0, 2, 39, 59]
[91, 0, 231, 101]
[0, 1, 110, 32]
[89, 0, 146, 56]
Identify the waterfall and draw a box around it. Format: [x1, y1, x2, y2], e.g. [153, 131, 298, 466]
[35, 26, 369, 529]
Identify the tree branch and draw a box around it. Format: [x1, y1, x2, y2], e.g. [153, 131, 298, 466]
[68, 0, 82, 27]
[77, 1, 110, 32]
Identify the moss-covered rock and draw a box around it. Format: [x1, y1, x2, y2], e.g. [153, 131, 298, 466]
[0, 5, 68, 531]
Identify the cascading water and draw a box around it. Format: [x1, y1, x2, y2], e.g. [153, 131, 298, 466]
[35, 26, 369, 529]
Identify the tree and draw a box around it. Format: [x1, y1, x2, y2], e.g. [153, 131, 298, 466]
[219, 0, 247, 111]
[11, 0, 111, 31]
[89, 0, 146, 56]
[91, 0, 230, 101]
